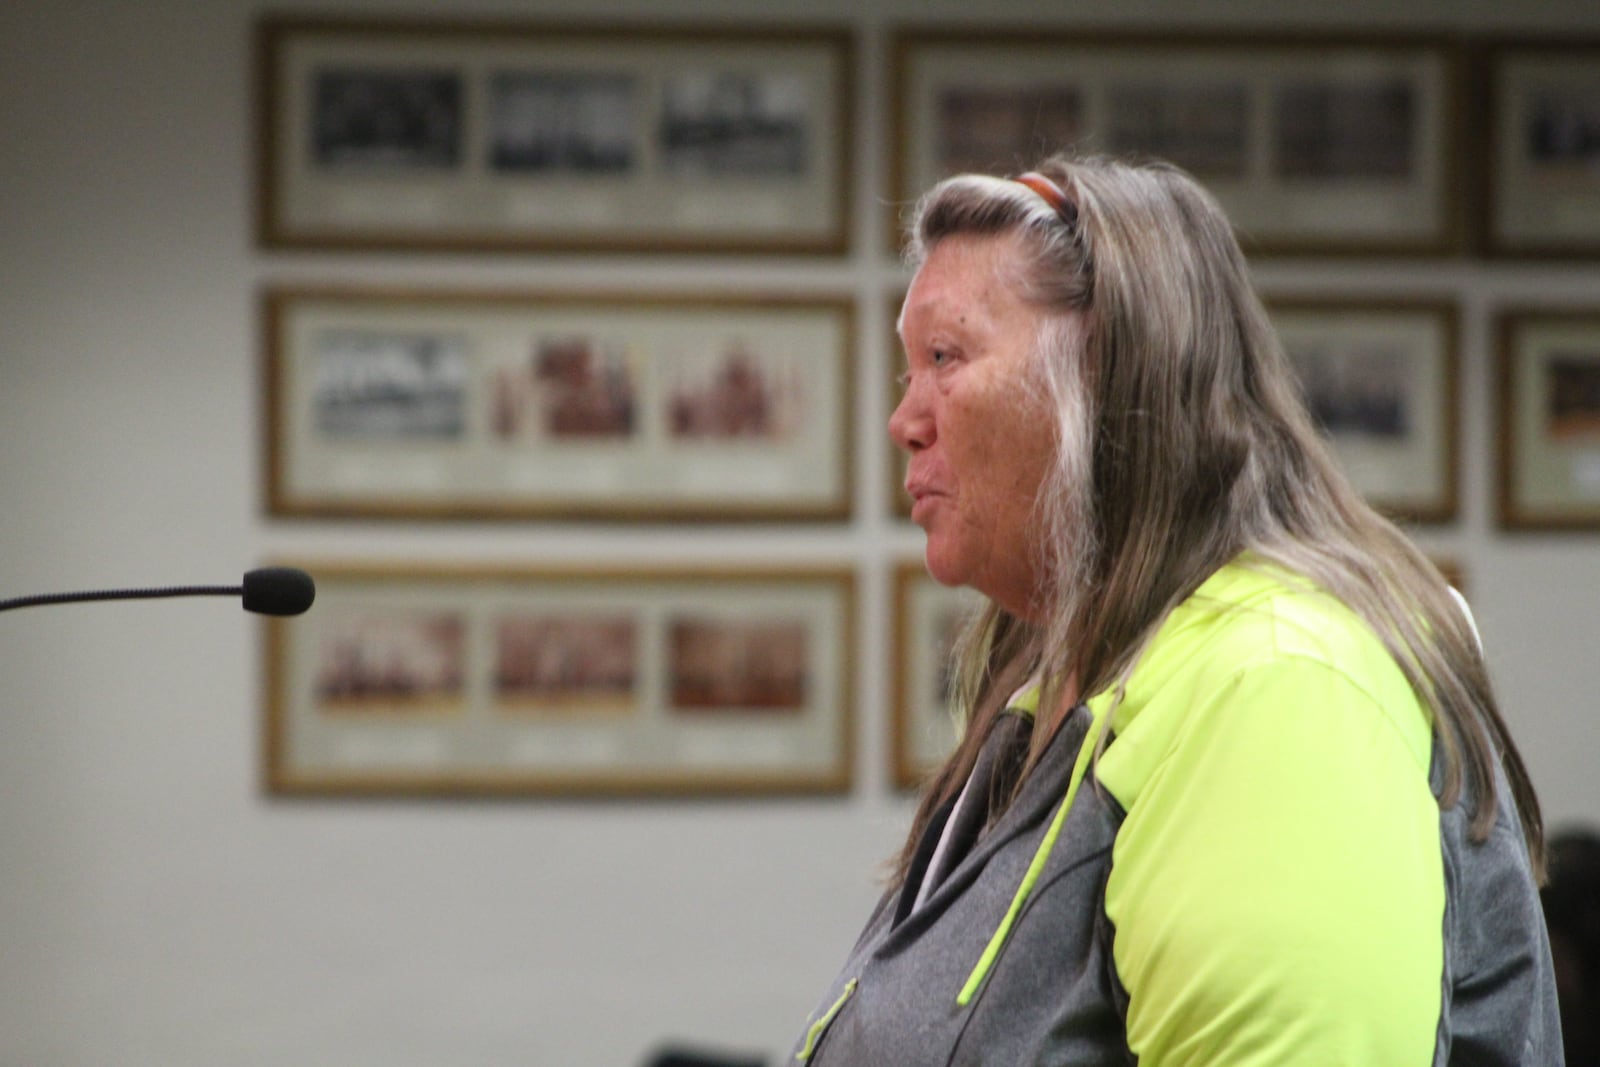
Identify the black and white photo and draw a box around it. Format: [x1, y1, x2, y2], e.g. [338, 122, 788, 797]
[312, 329, 468, 440]
[488, 71, 637, 174]
[658, 71, 809, 176]
[311, 67, 463, 170]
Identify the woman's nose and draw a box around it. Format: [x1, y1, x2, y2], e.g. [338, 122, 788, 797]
[889, 378, 932, 453]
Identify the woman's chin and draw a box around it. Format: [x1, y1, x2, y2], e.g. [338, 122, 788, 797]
[921, 543, 971, 591]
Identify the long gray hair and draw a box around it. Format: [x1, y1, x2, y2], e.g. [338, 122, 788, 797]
[893, 155, 1545, 884]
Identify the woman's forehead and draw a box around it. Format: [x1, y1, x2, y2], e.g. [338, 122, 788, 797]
[901, 235, 1032, 334]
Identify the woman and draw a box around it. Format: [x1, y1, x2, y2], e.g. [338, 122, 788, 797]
[790, 156, 1561, 1065]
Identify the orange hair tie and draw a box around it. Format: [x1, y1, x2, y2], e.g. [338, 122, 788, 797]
[1013, 171, 1076, 226]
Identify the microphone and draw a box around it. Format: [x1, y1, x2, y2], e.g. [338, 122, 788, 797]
[0, 567, 316, 616]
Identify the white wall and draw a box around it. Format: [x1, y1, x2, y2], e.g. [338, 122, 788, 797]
[2, 1, 1599, 1064]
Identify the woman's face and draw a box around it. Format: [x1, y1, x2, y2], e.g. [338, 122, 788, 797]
[891, 232, 1076, 619]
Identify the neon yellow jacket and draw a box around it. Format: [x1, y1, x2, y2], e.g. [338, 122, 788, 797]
[793, 561, 1561, 1065]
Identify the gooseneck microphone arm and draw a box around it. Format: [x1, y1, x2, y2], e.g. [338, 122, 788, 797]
[0, 567, 316, 617]
[0, 584, 243, 611]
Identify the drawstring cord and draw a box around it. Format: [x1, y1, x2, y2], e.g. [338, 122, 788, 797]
[956, 700, 1111, 1006]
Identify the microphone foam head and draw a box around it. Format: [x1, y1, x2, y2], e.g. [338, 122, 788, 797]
[242, 567, 316, 616]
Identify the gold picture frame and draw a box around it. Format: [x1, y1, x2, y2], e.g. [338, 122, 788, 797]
[255, 16, 854, 255]
[1496, 308, 1600, 529]
[262, 286, 854, 521]
[1481, 38, 1600, 258]
[265, 563, 856, 796]
[1269, 296, 1460, 524]
[889, 29, 1465, 258]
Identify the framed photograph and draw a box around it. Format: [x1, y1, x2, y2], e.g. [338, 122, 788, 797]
[1482, 39, 1600, 258]
[890, 30, 1463, 257]
[1270, 297, 1460, 523]
[255, 16, 852, 254]
[890, 561, 983, 790]
[262, 287, 853, 520]
[1497, 309, 1600, 529]
[265, 563, 855, 795]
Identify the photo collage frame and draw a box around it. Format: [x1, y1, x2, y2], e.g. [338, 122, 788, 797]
[257, 18, 852, 254]
[264, 287, 853, 521]
[266, 565, 854, 795]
